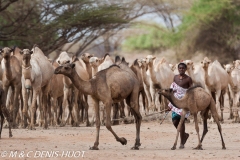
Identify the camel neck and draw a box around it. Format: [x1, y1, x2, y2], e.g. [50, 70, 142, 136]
[203, 67, 212, 87]
[148, 62, 157, 84]
[69, 69, 93, 95]
[141, 67, 150, 86]
[3, 58, 12, 80]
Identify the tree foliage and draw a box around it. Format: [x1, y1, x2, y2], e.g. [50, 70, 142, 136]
[0, 0, 147, 55]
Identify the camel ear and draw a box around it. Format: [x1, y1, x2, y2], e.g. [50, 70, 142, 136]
[223, 64, 226, 69]
[153, 56, 156, 60]
[10, 48, 14, 53]
[30, 51, 33, 54]
[70, 63, 75, 69]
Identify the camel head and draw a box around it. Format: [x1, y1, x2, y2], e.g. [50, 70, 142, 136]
[20, 49, 33, 89]
[54, 62, 76, 77]
[145, 55, 156, 65]
[89, 57, 100, 68]
[233, 60, 240, 69]
[20, 49, 33, 67]
[0, 47, 14, 59]
[169, 64, 176, 71]
[223, 64, 234, 74]
[158, 88, 173, 99]
[184, 60, 194, 70]
[201, 57, 211, 69]
[80, 53, 93, 63]
[56, 51, 71, 65]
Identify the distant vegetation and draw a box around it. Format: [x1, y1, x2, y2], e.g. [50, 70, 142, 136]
[123, 0, 240, 63]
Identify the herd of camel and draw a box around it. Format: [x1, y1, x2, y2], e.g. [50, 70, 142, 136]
[0, 44, 239, 150]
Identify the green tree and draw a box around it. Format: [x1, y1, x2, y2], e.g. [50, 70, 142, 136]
[0, 0, 145, 55]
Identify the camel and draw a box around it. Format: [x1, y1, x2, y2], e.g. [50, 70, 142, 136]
[48, 61, 64, 126]
[223, 63, 240, 122]
[158, 86, 226, 150]
[0, 81, 13, 138]
[54, 60, 142, 150]
[137, 58, 153, 114]
[0, 47, 22, 128]
[130, 59, 148, 114]
[21, 46, 54, 129]
[201, 57, 229, 122]
[89, 54, 118, 124]
[145, 55, 174, 111]
[56, 52, 90, 127]
[80, 53, 93, 79]
[184, 60, 205, 88]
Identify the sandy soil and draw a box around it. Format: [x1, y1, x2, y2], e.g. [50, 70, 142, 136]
[0, 110, 239, 160]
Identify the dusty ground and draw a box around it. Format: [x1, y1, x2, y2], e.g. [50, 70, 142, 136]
[0, 109, 239, 160]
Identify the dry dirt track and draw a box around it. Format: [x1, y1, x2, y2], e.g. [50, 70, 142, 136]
[0, 111, 239, 160]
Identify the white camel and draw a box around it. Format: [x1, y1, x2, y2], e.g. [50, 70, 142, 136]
[223, 63, 240, 122]
[21, 46, 54, 129]
[201, 57, 229, 122]
[145, 55, 174, 111]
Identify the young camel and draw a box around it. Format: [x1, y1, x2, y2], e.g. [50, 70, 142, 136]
[158, 86, 226, 150]
[54, 60, 142, 150]
[0, 47, 22, 128]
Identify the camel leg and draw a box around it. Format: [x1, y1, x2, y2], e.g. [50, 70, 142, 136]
[232, 92, 240, 123]
[22, 87, 30, 128]
[104, 101, 127, 147]
[150, 85, 157, 111]
[228, 87, 233, 119]
[140, 91, 147, 115]
[129, 102, 142, 150]
[193, 113, 202, 150]
[90, 97, 101, 150]
[144, 85, 152, 114]
[1, 105, 13, 138]
[29, 89, 40, 130]
[172, 111, 186, 150]
[61, 87, 70, 127]
[71, 87, 79, 127]
[51, 97, 58, 126]
[0, 112, 4, 138]
[210, 99, 226, 149]
[200, 108, 210, 143]
[83, 94, 90, 126]
[119, 100, 126, 118]
[12, 86, 21, 128]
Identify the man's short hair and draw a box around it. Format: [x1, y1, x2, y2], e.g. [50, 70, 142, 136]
[178, 62, 187, 69]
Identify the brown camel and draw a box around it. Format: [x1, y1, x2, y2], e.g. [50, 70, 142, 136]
[54, 60, 142, 150]
[0, 47, 22, 128]
[0, 81, 13, 138]
[158, 86, 226, 150]
[130, 59, 148, 115]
